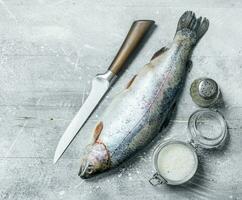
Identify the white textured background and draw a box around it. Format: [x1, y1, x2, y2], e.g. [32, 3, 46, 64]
[0, 0, 242, 199]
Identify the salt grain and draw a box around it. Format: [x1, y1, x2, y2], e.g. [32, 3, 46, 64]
[157, 143, 197, 182]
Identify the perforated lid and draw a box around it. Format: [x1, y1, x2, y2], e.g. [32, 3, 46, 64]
[188, 109, 227, 149]
[190, 78, 220, 107]
[198, 79, 218, 100]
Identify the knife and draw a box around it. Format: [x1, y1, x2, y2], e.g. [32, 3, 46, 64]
[54, 20, 155, 163]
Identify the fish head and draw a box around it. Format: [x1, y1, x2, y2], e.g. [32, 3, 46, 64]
[78, 143, 111, 179]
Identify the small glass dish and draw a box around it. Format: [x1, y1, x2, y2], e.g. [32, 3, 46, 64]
[149, 109, 227, 186]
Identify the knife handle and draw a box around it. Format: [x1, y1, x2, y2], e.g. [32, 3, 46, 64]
[108, 20, 155, 75]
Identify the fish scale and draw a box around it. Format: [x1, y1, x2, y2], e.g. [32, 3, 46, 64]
[79, 11, 209, 179]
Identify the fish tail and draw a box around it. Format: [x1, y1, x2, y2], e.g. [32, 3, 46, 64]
[175, 11, 209, 43]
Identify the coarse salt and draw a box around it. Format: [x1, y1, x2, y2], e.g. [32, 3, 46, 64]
[157, 143, 197, 182]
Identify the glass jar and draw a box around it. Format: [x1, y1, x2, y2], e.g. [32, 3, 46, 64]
[149, 109, 227, 186]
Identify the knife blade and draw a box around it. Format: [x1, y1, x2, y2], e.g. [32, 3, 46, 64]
[54, 20, 155, 163]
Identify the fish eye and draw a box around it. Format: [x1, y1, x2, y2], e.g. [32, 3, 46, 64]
[86, 165, 94, 174]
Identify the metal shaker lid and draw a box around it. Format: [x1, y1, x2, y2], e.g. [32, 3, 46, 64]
[190, 78, 220, 107]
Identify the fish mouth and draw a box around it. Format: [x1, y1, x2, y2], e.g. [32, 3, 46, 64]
[78, 143, 111, 179]
[78, 164, 88, 179]
[78, 168, 90, 179]
[78, 159, 95, 179]
[78, 161, 88, 179]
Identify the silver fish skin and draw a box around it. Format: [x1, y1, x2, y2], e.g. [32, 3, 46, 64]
[79, 11, 209, 179]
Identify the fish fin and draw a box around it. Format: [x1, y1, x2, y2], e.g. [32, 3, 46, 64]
[187, 60, 193, 72]
[93, 121, 103, 143]
[126, 74, 137, 89]
[151, 47, 169, 60]
[162, 103, 177, 129]
[176, 11, 209, 42]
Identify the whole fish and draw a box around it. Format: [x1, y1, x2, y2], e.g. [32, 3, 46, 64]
[79, 11, 209, 179]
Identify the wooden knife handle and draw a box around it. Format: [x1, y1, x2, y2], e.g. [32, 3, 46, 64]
[108, 20, 155, 75]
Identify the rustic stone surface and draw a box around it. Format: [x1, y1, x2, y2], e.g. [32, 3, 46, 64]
[0, 1, 242, 199]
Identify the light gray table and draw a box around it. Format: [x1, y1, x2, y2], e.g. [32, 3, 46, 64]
[0, 0, 242, 199]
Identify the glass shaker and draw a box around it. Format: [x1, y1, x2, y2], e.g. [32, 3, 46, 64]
[190, 78, 221, 107]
